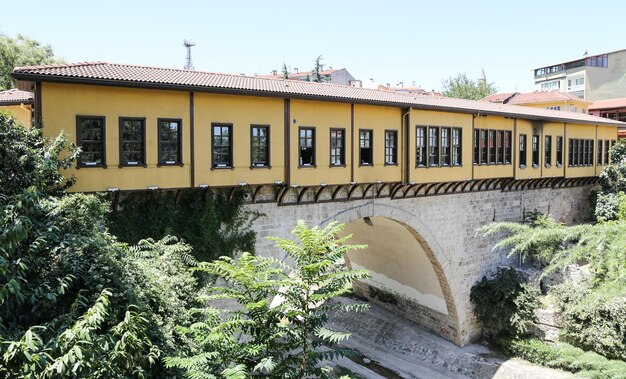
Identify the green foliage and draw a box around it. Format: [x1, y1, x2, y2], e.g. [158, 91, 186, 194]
[282, 62, 289, 79]
[470, 268, 539, 337]
[0, 118, 201, 377]
[0, 33, 63, 90]
[497, 336, 626, 378]
[441, 73, 497, 100]
[596, 140, 626, 221]
[312, 55, 323, 83]
[166, 221, 370, 378]
[0, 112, 77, 196]
[108, 189, 261, 261]
[551, 279, 626, 361]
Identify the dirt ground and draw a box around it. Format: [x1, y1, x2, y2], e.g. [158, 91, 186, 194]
[327, 297, 572, 379]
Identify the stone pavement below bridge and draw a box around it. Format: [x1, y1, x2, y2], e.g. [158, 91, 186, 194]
[327, 297, 572, 379]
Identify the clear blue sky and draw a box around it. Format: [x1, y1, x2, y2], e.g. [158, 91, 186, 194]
[2, 1, 625, 93]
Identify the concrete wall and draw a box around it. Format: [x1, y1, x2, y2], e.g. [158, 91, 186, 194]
[247, 185, 593, 346]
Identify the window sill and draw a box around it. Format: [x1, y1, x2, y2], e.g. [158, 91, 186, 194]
[157, 162, 184, 167]
[384, 162, 399, 166]
[77, 163, 107, 169]
[545, 164, 551, 168]
[519, 164, 527, 169]
[298, 164, 317, 168]
[329, 164, 346, 168]
[118, 164, 148, 168]
[557, 163, 562, 168]
[532, 164, 540, 169]
[250, 165, 271, 169]
[211, 166, 235, 170]
[358, 164, 374, 167]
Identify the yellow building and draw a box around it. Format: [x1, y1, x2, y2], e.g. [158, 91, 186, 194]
[0, 88, 33, 127]
[482, 90, 591, 113]
[11, 62, 621, 196]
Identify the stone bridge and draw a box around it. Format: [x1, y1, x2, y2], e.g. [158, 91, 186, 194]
[246, 185, 592, 346]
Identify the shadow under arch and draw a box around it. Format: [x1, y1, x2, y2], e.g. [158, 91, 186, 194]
[323, 204, 463, 345]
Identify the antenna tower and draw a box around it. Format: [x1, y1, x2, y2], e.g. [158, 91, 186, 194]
[183, 40, 195, 70]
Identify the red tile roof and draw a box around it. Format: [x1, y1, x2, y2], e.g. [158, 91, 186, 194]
[589, 98, 626, 110]
[482, 91, 589, 105]
[11, 62, 623, 127]
[0, 88, 34, 104]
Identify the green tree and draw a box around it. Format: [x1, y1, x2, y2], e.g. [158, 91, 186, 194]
[441, 73, 497, 100]
[282, 62, 289, 79]
[166, 220, 370, 378]
[0, 33, 62, 90]
[0, 113, 199, 377]
[311, 55, 323, 83]
[595, 140, 626, 221]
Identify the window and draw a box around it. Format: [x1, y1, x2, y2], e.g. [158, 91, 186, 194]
[384, 130, 398, 165]
[416, 126, 426, 167]
[547, 106, 561, 111]
[605, 140, 610, 165]
[488, 130, 496, 164]
[597, 140, 603, 165]
[545, 135, 552, 167]
[299, 127, 315, 166]
[532, 135, 539, 167]
[504, 131, 512, 164]
[496, 130, 504, 164]
[251, 125, 270, 167]
[556, 136, 563, 166]
[568, 139, 574, 166]
[452, 128, 462, 166]
[473, 129, 479, 164]
[212, 124, 233, 168]
[441, 127, 450, 165]
[158, 119, 182, 165]
[540, 81, 561, 91]
[428, 127, 439, 166]
[329, 128, 345, 166]
[119, 117, 146, 166]
[519, 134, 527, 167]
[77, 116, 106, 167]
[359, 129, 373, 165]
[568, 138, 594, 167]
[586, 54, 608, 67]
[480, 129, 487, 164]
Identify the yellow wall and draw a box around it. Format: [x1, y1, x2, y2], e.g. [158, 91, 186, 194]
[542, 122, 566, 178]
[353, 104, 402, 183]
[42, 82, 191, 192]
[409, 110, 472, 183]
[473, 115, 515, 180]
[0, 104, 32, 127]
[565, 122, 598, 178]
[290, 100, 351, 186]
[37, 81, 617, 192]
[519, 100, 589, 113]
[194, 93, 284, 186]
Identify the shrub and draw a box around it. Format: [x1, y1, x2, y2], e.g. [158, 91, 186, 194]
[498, 336, 626, 379]
[470, 267, 539, 337]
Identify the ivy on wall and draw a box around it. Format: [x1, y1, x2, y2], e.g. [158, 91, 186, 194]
[108, 189, 262, 261]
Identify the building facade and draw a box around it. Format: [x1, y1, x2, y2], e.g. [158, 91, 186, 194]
[533, 49, 626, 101]
[12, 62, 620, 194]
[0, 88, 33, 126]
[259, 67, 356, 86]
[482, 90, 591, 113]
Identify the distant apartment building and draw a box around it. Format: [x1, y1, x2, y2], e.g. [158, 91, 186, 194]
[260, 67, 356, 86]
[482, 90, 591, 113]
[533, 49, 626, 101]
[588, 98, 626, 138]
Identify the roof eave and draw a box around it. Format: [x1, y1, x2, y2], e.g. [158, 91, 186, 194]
[11, 72, 624, 128]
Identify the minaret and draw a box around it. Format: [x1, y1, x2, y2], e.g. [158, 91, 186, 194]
[478, 67, 486, 86]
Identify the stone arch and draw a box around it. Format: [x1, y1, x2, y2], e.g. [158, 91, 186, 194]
[320, 201, 462, 345]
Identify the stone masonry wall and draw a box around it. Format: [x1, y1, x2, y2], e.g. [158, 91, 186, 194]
[246, 185, 593, 345]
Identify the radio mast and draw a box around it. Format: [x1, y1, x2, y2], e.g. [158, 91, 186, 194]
[183, 40, 195, 70]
